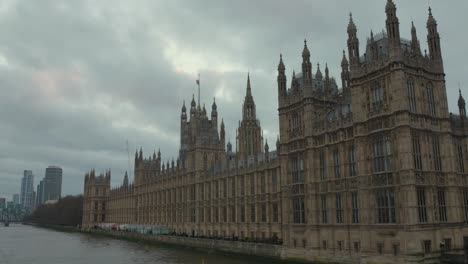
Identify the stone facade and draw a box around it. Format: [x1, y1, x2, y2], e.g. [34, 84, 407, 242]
[82, 1, 468, 262]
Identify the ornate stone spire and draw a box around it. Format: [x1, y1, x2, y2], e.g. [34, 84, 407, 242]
[459, 89, 466, 119]
[427, 6, 442, 63]
[411, 21, 421, 55]
[277, 54, 287, 97]
[316, 63, 323, 81]
[302, 39, 312, 85]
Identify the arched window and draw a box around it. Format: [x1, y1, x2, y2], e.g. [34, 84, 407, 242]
[407, 79, 417, 113]
[426, 83, 436, 116]
[371, 81, 384, 111]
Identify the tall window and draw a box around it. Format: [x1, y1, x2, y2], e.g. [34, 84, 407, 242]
[438, 188, 447, 222]
[250, 205, 256, 222]
[291, 111, 301, 133]
[412, 133, 423, 172]
[348, 145, 357, 177]
[376, 189, 396, 223]
[272, 170, 278, 191]
[222, 206, 227, 222]
[230, 206, 235, 222]
[272, 203, 279, 223]
[373, 134, 392, 173]
[417, 188, 427, 223]
[223, 179, 227, 198]
[199, 208, 204, 223]
[240, 205, 245, 223]
[336, 193, 343, 224]
[352, 192, 359, 223]
[231, 178, 236, 197]
[463, 189, 468, 221]
[261, 204, 267, 222]
[321, 194, 328, 224]
[250, 175, 255, 195]
[241, 176, 245, 196]
[319, 150, 326, 181]
[291, 156, 304, 184]
[333, 148, 341, 178]
[261, 174, 266, 193]
[456, 140, 465, 173]
[407, 79, 417, 113]
[432, 135, 442, 172]
[292, 196, 305, 224]
[426, 83, 436, 116]
[372, 82, 384, 111]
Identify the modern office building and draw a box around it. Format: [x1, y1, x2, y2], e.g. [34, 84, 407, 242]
[0, 198, 5, 210]
[20, 170, 34, 211]
[44, 166, 62, 202]
[36, 179, 45, 207]
[12, 194, 20, 205]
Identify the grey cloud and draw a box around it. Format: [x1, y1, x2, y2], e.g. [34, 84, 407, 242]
[0, 0, 466, 199]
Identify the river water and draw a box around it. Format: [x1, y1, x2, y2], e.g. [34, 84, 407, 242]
[0, 224, 286, 264]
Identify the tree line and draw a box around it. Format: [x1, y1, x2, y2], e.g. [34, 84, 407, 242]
[25, 195, 83, 226]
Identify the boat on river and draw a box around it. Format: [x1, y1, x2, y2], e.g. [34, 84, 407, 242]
[4, 221, 9, 227]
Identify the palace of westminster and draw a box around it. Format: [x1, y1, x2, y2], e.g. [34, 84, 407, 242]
[83, 1, 468, 262]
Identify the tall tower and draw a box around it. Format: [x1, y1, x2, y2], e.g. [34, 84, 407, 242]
[301, 40, 312, 87]
[82, 169, 110, 229]
[277, 54, 287, 101]
[427, 7, 443, 69]
[459, 89, 466, 120]
[238, 73, 263, 161]
[385, 0, 401, 57]
[341, 50, 350, 95]
[347, 13, 360, 68]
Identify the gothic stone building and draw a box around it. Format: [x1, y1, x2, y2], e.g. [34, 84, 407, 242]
[83, 1, 468, 263]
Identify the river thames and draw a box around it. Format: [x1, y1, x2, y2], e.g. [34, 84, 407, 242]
[0, 224, 289, 264]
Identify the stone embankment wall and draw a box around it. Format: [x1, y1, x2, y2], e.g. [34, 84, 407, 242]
[88, 229, 286, 261]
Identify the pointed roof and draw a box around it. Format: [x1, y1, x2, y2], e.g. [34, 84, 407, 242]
[341, 50, 349, 67]
[427, 7, 437, 26]
[316, 63, 323, 81]
[385, 0, 396, 12]
[278, 54, 285, 72]
[459, 89, 466, 108]
[302, 39, 310, 59]
[181, 100, 186, 112]
[212, 97, 217, 111]
[191, 94, 196, 107]
[347, 13, 357, 33]
[246, 72, 252, 97]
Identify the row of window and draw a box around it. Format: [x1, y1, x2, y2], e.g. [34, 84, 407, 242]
[406, 80, 437, 116]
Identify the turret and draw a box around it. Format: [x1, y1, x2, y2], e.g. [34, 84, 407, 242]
[181, 100, 187, 121]
[347, 13, 360, 67]
[264, 140, 270, 161]
[341, 50, 350, 95]
[220, 119, 226, 148]
[315, 63, 323, 81]
[139, 147, 143, 161]
[243, 73, 256, 120]
[123, 171, 128, 187]
[324, 63, 330, 91]
[385, 0, 401, 55]
[427, 7, 443, 66]
[211, 98, 218, 129]
[302, 40, 312, 86]
[190, 95, 196, 116]
[276, 136, 280, 154]
[277, 54, 287, 98]
[459, 89, 466, 120]
[411, 21, 421, 55]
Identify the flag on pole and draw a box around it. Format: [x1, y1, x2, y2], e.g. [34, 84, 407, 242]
[196, 79, 200, 86]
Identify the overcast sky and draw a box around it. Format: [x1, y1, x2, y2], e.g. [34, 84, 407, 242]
[0, 0, 466, 200]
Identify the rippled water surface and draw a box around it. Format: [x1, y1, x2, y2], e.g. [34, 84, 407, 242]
[0, 224, 286, 264]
